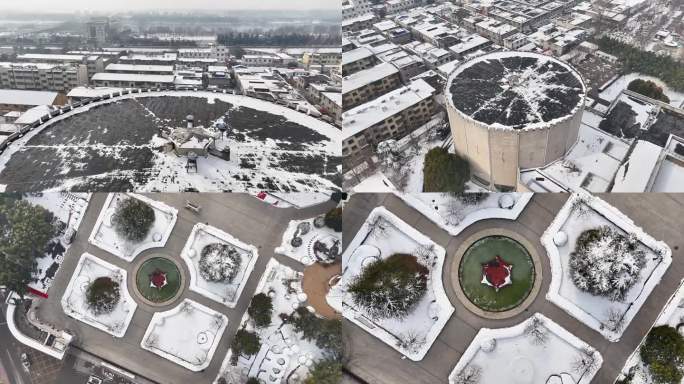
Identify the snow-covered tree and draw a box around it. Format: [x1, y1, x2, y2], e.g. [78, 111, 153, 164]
[348, 254, 428, 320]
[524, 316, 548, 346]
[569, 226, 646, 301]
[442, 197, 465, 226]
[571, 347, 600, 375]
[414, 243, 437, 265]
[603, 307, 626, 332]
[453, 365, 482, 384]
[86, 276, 121, 315]
[112, 197, 155, 242]
[199, 243, 243, 282]
[396, 331, 426, 354]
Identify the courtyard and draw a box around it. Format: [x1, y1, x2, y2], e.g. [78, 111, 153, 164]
[340, 193, 684, 384]
[22, 193, 340, 384]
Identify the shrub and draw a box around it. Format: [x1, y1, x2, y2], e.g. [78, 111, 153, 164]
[568, 226, 645, 301]
[230, 329, 261, 364]
[304, 359, 342, 384]
[640, 326, 684, 384]
[347, 253, 428, 319]
[112, 198, 155, 242]
[248, 293, 273, 328]
[246, 378, 260, 384]
[454, 192, 488, 205]
[86, 277, 121, 315]
[423, 147, 469, 193]
[324, 207, 342, 232]
[628, 79, 670, 103]
[198, 243, 242, 282]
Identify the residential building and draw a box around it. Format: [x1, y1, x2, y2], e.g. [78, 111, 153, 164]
[0, 62, 88, 92]
[0, 89, 65, 113]
[342, 62, 402, 111]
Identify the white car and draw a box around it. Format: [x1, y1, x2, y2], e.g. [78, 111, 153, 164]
[87, 377, 102, 384]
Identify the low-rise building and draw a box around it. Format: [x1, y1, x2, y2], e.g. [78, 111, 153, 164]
[342, 78, 436, 165]
[342, 62, 402, 111]
[342, 47, 377, 76]
[0, 62, 88, 92]
[90, 73, 176, 88]
[0, 89, 65, 113]
[105, 63, 175, 75]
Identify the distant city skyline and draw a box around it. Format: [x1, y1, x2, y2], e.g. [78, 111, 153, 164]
[0, 0, 338, 12]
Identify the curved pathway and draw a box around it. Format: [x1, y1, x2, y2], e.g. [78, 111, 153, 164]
[343, 193, 684, 384]
[32, 193, 336, 384]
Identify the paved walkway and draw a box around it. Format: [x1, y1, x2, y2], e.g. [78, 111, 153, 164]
[33, 193, 336, 384]
[342, 193, 684, 384]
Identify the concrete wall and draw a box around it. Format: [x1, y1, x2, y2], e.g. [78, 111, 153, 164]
[448, 103, 584, 190]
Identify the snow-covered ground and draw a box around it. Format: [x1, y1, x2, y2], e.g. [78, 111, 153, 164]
[275, 217, 340, 265]
[0, 90, 341, 192]
[599, 73, 684, 108]
[26, 193, 90, 295]
[327, 207, 453, 361]
[346, 115, 446, 193]
[541, 193, 672, 341]
[619, 279, 684, 383]
[141, 299, 228, 372]
[396, 193, 532, 236]
[88, 193, 178, 262]
[215, 258, 327, 384]
[180, 223, 258, 307]
[449, 313, 602, 384]
[60, 253, 137, 338]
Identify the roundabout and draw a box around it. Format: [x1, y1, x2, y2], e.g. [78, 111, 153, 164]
[451, 228, 542, 319]
[133, 255, 185, 307]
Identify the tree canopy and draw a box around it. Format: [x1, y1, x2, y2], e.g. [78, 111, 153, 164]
[423, 148, 469, 193]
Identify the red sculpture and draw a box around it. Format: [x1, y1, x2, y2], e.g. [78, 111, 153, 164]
[482, 256, 512, 291]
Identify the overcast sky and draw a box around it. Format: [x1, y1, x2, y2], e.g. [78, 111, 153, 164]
[0, 0, 338, 12]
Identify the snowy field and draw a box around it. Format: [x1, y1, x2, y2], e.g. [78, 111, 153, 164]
[619, 279, 684, 383]
[396, 193, 532, 236]
[89, 193, 178, 262]
[180, 223, 258, 307]
[275, 217, 341, 265]
[542, 193, 672, 341]
[215, 258, 326, 384]
[60, 253, 137, 338]
[0, 91, 341, 192]
[599, 73, 684, 107]
[26, 193, 90, 295]
[449, 313, 602, 384]
[141, 299, 228, 371]
[328, 207, 453, 361]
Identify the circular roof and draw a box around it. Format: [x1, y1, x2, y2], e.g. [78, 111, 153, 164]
[446, 51, 585, 130]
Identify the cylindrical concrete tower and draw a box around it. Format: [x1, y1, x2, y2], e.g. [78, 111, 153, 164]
[445, 51, 586, 191]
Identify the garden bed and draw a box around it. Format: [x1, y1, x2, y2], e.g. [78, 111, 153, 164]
[180, 223, 258, 307]
[449, 313, 602, 384]
[88, 193, 178, 262]
[541, 193, 672, 341]
[215, 258, 330, 384]
[327, 207, 453, 361]
[396, 193, 532, 236]
[140, 299, 228, 371]
[275, 216, 341, 265]
[60, 253, 137, 338]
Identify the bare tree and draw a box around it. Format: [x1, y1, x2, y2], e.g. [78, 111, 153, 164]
[524, 316, 549, 346]
[442, 197, 465, 226]
[571, 347, 600, 376]
[453, 365, 482, 384]
[396, 331, 426, 355]
[367, 216, 390, 239]
[414, 243, 437, 265]
[603, 307, 625, 332]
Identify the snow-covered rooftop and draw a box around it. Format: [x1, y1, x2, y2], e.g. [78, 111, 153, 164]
[91, 73, 176, 83]
[67, 87, 124, 99]
[446, 51, 586, 129]
[0, 89, 59, 106]
[17, 53, 84, 61]
[105, 63, 174, 73]
[342, 47, 375, 66]
[342, 62, 399, 94]
[343, 79, 434, 138]
[612, 140, 662, 192]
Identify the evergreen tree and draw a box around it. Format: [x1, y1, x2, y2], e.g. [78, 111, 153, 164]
[347, 254, 428, 319]
[247, 293, 273, 328]
[423, 148, 469, 193]
[112, 198, 155, 242]
[640, 326, 684, 384]
[304, 359, 342, 384]
[324, 207, 342, 232]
